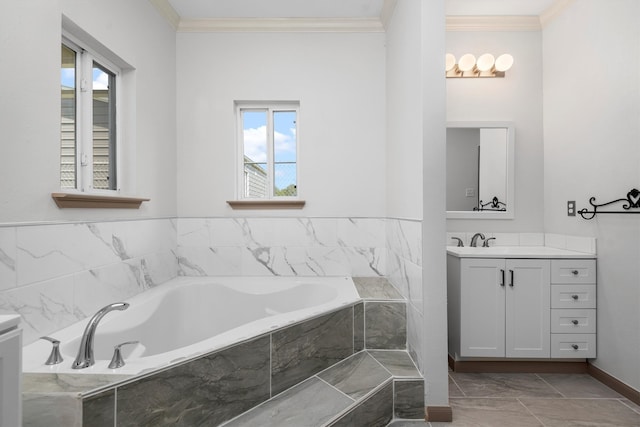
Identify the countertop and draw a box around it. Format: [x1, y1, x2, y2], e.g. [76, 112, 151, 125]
[446, 246, 596, 259]
[0, 314, 21, 334]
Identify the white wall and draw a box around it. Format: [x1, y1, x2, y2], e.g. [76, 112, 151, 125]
[543, 0, 640, 391]
[176, 32, 386, 218]
[386, 0, 449, 410]
[446, 30, 544, 233]
[0, 0, 178, 343]
[0, 0, 177, 223]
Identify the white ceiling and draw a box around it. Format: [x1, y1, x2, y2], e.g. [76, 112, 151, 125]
[167, 0, 561, 20]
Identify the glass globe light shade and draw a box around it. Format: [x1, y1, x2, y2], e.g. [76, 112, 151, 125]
[445, 53, 456, 72]
[495, 54, 514, 72]
[476, 53, 495, 72]
[458, 54, 476, 72]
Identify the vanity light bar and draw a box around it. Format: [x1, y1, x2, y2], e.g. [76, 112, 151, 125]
[446, 53, 514, 78]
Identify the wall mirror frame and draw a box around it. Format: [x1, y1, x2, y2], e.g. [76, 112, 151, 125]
[446, 121, 515, 220]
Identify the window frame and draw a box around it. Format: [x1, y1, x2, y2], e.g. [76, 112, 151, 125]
[234, 102, 300, 201]
[61, 32, 122, 194]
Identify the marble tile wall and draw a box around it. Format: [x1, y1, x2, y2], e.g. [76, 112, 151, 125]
[177, 217, 386, 277]
[4, 216, 410, 347]
[0, 219, 178, 345]
[386, 218, 424, 375]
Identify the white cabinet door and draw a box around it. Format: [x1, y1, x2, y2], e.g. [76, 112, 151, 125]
[505, 259, 550, 358]
[460, 258, 506, 357]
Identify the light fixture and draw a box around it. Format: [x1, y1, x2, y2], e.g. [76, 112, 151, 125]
[445, 53, 513, 78]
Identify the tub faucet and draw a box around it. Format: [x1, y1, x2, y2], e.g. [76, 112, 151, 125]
[470, 233, 485, 247]
[72, 302, 129, 369]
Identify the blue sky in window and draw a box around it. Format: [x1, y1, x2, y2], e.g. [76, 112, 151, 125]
[60, 68, 109, 89]
[243, 110, 297, 189]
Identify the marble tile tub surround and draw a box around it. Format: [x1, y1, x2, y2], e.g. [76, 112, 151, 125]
[0, 219, 178, 345]
[446, 232, 596, 254]
[226, 350, 422, 427]
[22, 304, 361, 427]
[0, 216, 420, 345]
[22, 278, 420, 426]
[177, 217, 390, 277]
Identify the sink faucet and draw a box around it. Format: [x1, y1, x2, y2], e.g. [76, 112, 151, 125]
[483, 237, 496, 247]
[470, 233, 485, 247]
[451, 237, 464, 247]
[72, 302, 129, 369]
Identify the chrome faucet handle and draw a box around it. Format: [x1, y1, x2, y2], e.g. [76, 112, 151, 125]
[108, 341, 139, 369]
[451, 237, 464, 247]
[40, 336, 64, 365]
[483, 237, 496, 247]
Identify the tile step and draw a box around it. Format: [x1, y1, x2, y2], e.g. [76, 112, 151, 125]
[221, 350, 424, 427]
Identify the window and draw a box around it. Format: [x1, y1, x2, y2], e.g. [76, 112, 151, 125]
[60, 37, 119, 192]
[236, 103, 299, 199]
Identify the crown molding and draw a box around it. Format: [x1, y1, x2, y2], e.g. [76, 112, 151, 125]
[446, 15, 541, 32]
[148, 0, 179, 30]
[540, 0, 575, 28]
[148, 0, 386, 33]
[380, 0, 399, 30]
[177, 17, 384, 33]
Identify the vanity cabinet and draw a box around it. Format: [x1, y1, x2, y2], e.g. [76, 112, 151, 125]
[550, 259, 597, 358]
[452, 258, 550, 358]
[447, 252, 597, 361]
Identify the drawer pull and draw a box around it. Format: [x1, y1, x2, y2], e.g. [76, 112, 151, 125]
[571, 344, 579, 350]
[571, 270, 579, 275]
[571, 294, 579, 300]
[571, 319, 579, 325]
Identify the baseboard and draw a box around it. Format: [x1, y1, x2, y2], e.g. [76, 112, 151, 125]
[448, 355, 587, 373]
[587, 363, 640, 406]
[425, 405, 452, 422]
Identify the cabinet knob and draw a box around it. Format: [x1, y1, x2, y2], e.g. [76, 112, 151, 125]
[571, 319, 579, 325]
[571, 270, 579, 275]
[571, 294, 579, 300]
[571, 344, 579, 350]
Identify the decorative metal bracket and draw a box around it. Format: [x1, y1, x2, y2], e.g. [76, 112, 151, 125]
[577, 188, 640, 220]
[474, 196, 506, 212]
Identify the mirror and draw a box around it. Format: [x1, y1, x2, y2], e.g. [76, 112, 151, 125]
[446, 121, 515, 219]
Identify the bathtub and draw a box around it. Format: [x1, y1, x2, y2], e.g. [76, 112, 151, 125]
[23, 276, 360, 375]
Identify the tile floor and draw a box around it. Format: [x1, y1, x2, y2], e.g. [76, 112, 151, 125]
[388, 372, 640, 427]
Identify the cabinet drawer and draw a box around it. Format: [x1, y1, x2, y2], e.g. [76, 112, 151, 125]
[551, 285, 596, 308]
[551, 334, 596, 358]
[551, 260, 596, 284]
[551, 309, 596, 333]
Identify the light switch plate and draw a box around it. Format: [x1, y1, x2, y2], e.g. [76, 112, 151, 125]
[567, 201, 576, 216]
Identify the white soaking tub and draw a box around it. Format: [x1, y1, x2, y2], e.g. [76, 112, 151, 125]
[23, 276, 360, 375]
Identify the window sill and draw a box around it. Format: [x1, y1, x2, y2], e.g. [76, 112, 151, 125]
[51, 193, 150, 209]
[227, 200, 306, 210]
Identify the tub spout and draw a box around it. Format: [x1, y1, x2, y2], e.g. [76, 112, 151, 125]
[72, 302, 129, 369]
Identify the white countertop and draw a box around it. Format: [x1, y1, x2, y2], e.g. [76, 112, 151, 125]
[0, 314, 21, 334]
[447, 246, 596, 259]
